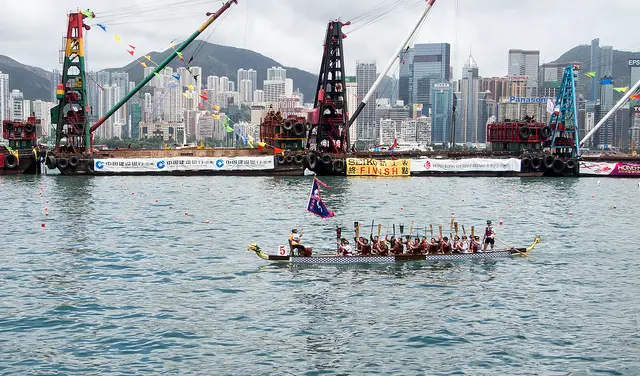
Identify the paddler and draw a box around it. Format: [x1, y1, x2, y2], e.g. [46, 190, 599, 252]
[338, 238, 354, 256]
[288, 229, 305, 256]
[482, 220, 496, 252]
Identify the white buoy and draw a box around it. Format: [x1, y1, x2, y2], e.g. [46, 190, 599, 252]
[597, 181, 601, 186]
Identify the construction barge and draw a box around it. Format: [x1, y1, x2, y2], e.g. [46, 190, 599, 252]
[1, 0, 639, 178]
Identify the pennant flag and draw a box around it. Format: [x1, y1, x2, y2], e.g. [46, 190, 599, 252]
[139, 61, 147, 68]
[198, 103, 204, 109]
[114, 35, 121, 43]
[129, 45, 136, 50]
[176, 51, 183, 58]
[183, 93, 190, 98]
[171, 43, 175, 49]
[168, 83, 177, 89]
[613, 87, 628, 93]
[214, 105, 221, 111]
[186, 84, 194, 91]
[214, 114, 220, 120]
[257, 141, 266, 150]
[153, 72, 160, 77]
[188, 56, 194, 64]
[307, 177, 335, 219]
[172, 74, 180, 80]
[388, 138, 398, 152]
[600, 78, 613, 85]
[585, 72, 596, 78]
[97, 24, 106, 31]
[631, 94, 640, 100]
[226, 125, 234, 133]
[273, 147, 284, 154]
[200, 95, 208, 100]
[145, 55, 153, 61]
[82, 9, 93, 18]
[127, 50, 134, 56]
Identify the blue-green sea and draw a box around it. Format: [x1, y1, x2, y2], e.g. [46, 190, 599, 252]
[0, 175, 638, 375]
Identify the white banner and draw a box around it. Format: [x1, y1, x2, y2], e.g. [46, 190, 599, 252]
[411, 158, 521, 172]
[93, 156, 275, 172]
[578, 161, 617, 176]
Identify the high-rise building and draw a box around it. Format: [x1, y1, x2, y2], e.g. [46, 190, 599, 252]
[228, 81, 235, 92]
[267, 66, 286, 81]
[540, 62, 581, 98]
[22, 100, 31, 119]
[345, 76, 358, 144]
[588, 38, 601, 103]
[219, 77, 229, 94]
[32, 100, 52, 137]
[508, 49, 539, 97]
[239, 79, 253, 103]
[253, 90, 265, 104]
[0, 71, 8, 126]
[477, 92, 496, 143]
[130, 102, 142, 139]
[601, 46, 614, 77]
[398, 48, 414, 107]
[238, 68, 258, 92]
[51, 69, 61, 102]
[263, 80, 286, 104]
[412, 43, 451, 110]
[459, 56, 480, 144]
[207, 76, 219, 91]
[9, 90, 24, 122]
[97, 71, 110, 87]
[430, 82, 453, 143]
[356, 60, 377, 142]
[481, 77, 509, 101]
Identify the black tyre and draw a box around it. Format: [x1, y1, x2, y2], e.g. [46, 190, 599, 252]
[540, 126, 552, 139]
[522, 157, 531, 170]
[519, 126, 531, 139]
[293, 122, 305, 137]
[283, 120, 293, 131]
[332, 159, 345, 174]
[553, 158, 566, 174]
[321, 154, 332, 165]
[68, 156, 79, 168]
[307, 154, 317, 169]
[57, 158, 69, 170]
[5, 154, 18, 169]
[531, 156, 542, 170]
[543, 155, 555, 169]
[294, 154, 305, 165]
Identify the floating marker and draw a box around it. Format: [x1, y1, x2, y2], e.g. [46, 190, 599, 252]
[400, 207, 404, 210]
[451, 212, 454, 216]
[41, 222, 45, 227]
[597, 181, 601, 186]
[287, 205, 292, 209]
[461, 199, 464, 202]
[499, 220, 503, 225]
[155, 200, 158, 203]
[185, 212, 188, 215]
[45, 213, 49, 217]
[131, 192, 135, 195]
[592, 195, 595, 198]
[509, 205, 513, 209]
[46, 200, 49, 203]
[205, 220, 210, 224]
[569, 211, 573, 215]
[613, 206, 617, 209]
[169, 206, 173, 209]
[44, 207, 48, 211]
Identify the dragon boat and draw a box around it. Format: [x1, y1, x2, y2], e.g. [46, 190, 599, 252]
[247, 237, 541, 265]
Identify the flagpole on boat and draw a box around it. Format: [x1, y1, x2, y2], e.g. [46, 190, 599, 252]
[346, 0, 437, 130]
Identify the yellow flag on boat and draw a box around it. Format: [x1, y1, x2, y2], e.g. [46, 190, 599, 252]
[585, 72, 596, 78]
[613, 87, 628, 93]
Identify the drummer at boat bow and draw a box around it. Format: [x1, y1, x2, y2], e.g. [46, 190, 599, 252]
[482, 221, 496, 252]
[289, 229, 305, 256]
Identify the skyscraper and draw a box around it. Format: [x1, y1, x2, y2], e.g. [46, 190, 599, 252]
[412, 43, 451, 110]
[345, 76, 358, 144]
[460, 56, 479, 144]
[239, 79, 253, 103]
[356, 60, 377, 143]
[508, 49, 540, 97]
[588, 38, 601, 103]
[219, 77, 229, 94]
[601, 46, 614, 77]
[398, 48, 414, 107]
[0, 71, 9, 126]
[430, 82, 453, 143]
[51, 69, 61, 102]
[238, 68, 258, 91]
[267, 66, 286, 81]
[9, 90, 24, 122]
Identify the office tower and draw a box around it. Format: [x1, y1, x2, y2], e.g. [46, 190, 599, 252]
[356, 60, 377, 142]
[411, 43, 451, 111]
[508, 49, 540, 97]
[588, 38, 601, 103]
[9, 90, 24, 122]
[430, 82, 453, 143]
[460, 56, 479, 144]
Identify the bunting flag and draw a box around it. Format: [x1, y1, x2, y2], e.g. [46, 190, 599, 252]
[307, 177, 335, 219]
[82, 9, 94, 18]
[186, 84, 194, 91]
[257, 141, 266, 150]
[127, 50, 134, 56]
[183, 92, 191, 99]
[153, 72, 160, 77]
[129, 45, 136, 50]
[631, 94, 640, 100]
[172, 74, 180, 80]
[585, 72, 596, 78]
[248, 135, 255, 148]
[600, 78, 613, 85]
[613, 87, 628, 93]
[273, 147, 284, 154]
[97, 24, 106, 31]
[139, 61, 147, 68]
[114, 35, 121, 43]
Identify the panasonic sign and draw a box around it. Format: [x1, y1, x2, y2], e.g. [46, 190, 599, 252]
[509, 96, 551, 103]
[629, 59, 640, 67]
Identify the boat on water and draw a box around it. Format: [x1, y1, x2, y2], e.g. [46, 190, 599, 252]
[247, 237, 541, 265]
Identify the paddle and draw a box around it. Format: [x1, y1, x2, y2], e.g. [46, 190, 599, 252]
[462, 225, 466, 236]
[354, 221, 360, 238]
[369, 220, 375, 239]
[409, 220, 414, 238]
[430, 224, 433, 237]
[496, 238, 528, 257]
[377, 223, 382, 238]
[454, 222, 458, 236]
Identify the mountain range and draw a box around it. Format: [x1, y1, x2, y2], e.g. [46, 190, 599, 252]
[1, 42, 639, 102]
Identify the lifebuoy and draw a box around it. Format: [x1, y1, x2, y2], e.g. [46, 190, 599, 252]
[531, 156, 542, 170]
[553, 158, 566, 174]
[307, 153, 317, 169]
[25, 124, 35, 133]
[68, 156, 79, 168]
[294, 154, 305, 165]
[276, 155, 286, 165]
[283, 120, 293, 131]
[46, 155, 56, 169]
[332, 159, 345, 173]
[543, 155, 555, 169]
[293, 122, 305, 136]
[321, 154, 332, 165]
[566, 159, 576, 170]
[57, 158, 69, 169]
[540, 126, 552, 139]
[521, 157, 531, 170]
[519, 125, 531, 139]
[5, 154, 18, 169]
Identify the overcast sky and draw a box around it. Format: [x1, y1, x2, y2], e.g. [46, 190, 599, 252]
[1, 0, 639, 80]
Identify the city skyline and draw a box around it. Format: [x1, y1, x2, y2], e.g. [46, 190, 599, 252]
[0, 0, 638, 80]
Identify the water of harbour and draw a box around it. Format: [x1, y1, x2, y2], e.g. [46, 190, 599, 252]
[0, 175, 638, 375]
